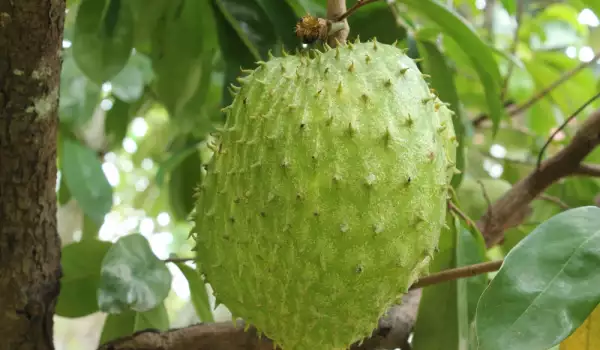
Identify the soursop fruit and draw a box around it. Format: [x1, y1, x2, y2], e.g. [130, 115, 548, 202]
[191, 39, 458, 350]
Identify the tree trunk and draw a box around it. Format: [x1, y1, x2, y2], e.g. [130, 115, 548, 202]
[0, 1, 65, 349]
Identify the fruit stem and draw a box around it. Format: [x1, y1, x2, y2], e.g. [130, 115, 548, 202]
[326, 0, 349, 46]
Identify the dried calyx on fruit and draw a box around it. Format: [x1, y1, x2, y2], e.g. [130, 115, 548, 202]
[191, 39, 458, 350]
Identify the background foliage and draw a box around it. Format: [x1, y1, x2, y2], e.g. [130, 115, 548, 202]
[53, 0, 600, 349]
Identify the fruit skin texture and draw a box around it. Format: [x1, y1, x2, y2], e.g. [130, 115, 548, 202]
[191, 40, 458, 350]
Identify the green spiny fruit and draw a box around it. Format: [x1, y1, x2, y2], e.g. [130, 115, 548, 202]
[191, 39, 458, 350]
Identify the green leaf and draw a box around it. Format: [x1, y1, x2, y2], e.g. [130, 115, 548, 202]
[58, 174, 72, 205]
[56, 240, 112, 318]
[128, 0, 171, 54]
[412, 212, 469, 350]
[150, 0, 217, 117]
[500, 0, 516, 14]
[398, 0, 505, 134]
[59, 54, 102, 126]
[581, 0, 600, 18]
[61, 137, 113, 224]
[97, 234, 173, 313]
[536, 3, 588, 37]
[347, 1, 407, 44]
[417, 39, 466, 188]
[174, 262, 215, 322]
[524, 52, 597, 118]
[213, 0, 277, 60]
[72, 0, 134, 83]
[256, 0, 302, 51]
[475, 206, 600, 350]
[546, 178, 600, 208]
[82, 214, 101, 241]
[458, 226, 488, 324]
[98, 303, 169, 345]
[167, 139, 204, 221]
[285, 0, 325, 17]
[156, 142, 203, 187]
[109, 52, 154, 102]
[104, 98, 132, 151]
[211, 0, 277, 106]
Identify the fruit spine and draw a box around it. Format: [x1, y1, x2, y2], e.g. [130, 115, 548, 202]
[191, 39, 458, 350]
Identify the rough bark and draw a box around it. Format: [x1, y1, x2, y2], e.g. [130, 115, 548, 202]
[478, 108, 600, 247]
[0, 1, 66, 349]
[99, 290, 422, 350]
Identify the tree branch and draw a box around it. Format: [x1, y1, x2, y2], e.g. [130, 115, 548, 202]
[409, 260, 503, 290]
[337, 0, 380, 22]
[98, 290, 422, 350]
[327, 0, 349, 46]
[472, 50, 600, 127]
[477, 108, 600, 247]
[508, 52, 600, 118]
[536, 91, 600, 168]
[574, 163, 600, 177]
[100, 255, 507, 350]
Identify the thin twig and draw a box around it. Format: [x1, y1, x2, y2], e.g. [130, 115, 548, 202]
[477, 108, 600, 247]
[336, 0, 381, 22]
[409, 260, 503, 290]
[473, 51, 600, 127]
[536, 91, 600, 168]
[164, 257, 195, 263]
[482, 151, 600, 180]
[477, 179, 493, 222]
[574, 163, 600, 177]
[537, 194, 570, 210]
[500, 0, 525, 101]
[509, 51, 600, 117]
[449, 201, 477, 228]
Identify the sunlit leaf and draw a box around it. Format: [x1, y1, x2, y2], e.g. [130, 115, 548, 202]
[581, 1, 600, 19]
[524, 52, 596, 118]
[536, 3, 589, 37]
[560, 305, 600, 349]
[55, 240, 112, 318]
[475, 206, 600, 350]
[61, 137, 113, 224]
[59, 54, 102, 126]
[174, 262, 215, 322]
[398, 0, 505, 134]
[72, 0, 134, 83]
[97, 234, 173, 313]
[109, 52, 154, 102]
[98, 303, 169, 345]
[500, 0, 516, 14]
